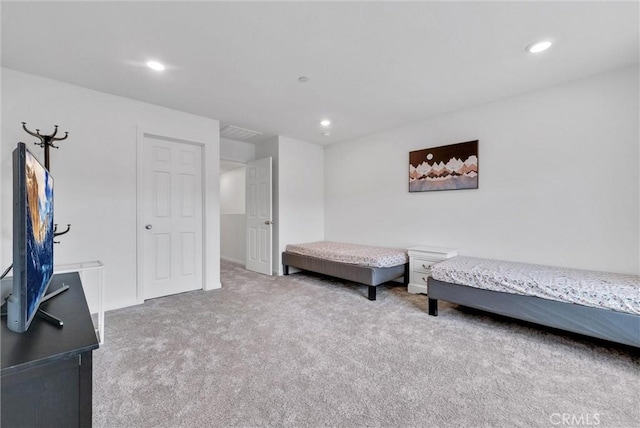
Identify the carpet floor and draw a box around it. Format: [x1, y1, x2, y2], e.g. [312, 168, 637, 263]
[94, 260, 639, 427]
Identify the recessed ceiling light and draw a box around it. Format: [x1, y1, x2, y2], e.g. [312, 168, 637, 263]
[320, 119, 331, 127]
[146, 61, 165, 71]
[526, 40, 553, 54]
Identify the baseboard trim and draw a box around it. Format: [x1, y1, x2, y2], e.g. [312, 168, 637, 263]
[408, 283, 428, 295]
[221, 256, 245, 265]
[106, 299, 143, 312]
[205, 282, 222, 291]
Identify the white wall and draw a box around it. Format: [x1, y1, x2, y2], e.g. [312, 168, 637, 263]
[220, 138, 255, 163]
[220, 214, 246, 264]
[277, 136, 325, 274]
[1, 69, 221, 310]
[325, 65, 639, 275]
[220, 167, 245, 214]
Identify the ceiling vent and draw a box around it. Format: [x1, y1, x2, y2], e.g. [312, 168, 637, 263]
[220, 125, 263, 142]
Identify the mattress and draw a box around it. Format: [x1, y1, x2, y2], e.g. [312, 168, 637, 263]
[285, 241, 408, 268]
[430, 256, 640, 315]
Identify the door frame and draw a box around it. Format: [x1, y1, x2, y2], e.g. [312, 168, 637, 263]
[136, 127, 217, 304]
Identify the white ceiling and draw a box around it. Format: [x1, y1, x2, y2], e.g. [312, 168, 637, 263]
[2, 1, 638, 146]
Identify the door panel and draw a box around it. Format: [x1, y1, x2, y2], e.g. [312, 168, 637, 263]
[245, 157, 272, 275]
[141, 135, 203, 299]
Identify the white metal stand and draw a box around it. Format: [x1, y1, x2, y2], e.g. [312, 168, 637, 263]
[54, 261, 104, 344]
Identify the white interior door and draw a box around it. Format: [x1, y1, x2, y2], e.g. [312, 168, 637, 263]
[140, 134, 203, 300]
[245, 157, 272, 275]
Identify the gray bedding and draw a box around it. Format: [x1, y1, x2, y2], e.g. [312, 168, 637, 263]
[431, 256, 639, 314]
[285, 241, 408, 268]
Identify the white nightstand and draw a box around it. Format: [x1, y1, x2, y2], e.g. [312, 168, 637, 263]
[407, 246, 458, 295]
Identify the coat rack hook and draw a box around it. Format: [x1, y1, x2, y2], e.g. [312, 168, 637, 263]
[22, 122, 69, 171]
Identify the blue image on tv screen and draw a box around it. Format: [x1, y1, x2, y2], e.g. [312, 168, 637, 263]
[24, 150, 54, 322]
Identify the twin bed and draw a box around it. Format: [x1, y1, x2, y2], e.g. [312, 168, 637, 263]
[428, 257, 639, 348]
[282, 241, 409, 300]
[282, 241, 640, 347]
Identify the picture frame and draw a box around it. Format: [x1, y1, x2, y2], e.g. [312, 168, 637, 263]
[409, 140, 478, 192]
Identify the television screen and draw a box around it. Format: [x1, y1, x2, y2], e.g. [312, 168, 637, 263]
[7, 142, 54, 333]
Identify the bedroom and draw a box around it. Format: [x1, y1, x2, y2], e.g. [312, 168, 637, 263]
[1, 1, 638, 427]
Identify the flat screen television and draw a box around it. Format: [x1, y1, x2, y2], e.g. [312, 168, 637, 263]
[7, 142, 55, 333]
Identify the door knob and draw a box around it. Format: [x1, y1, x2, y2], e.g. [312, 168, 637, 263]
[145, 224, 153, 230]
[264, 221, 273, 225]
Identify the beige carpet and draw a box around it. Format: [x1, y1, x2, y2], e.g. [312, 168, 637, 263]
[93, 260, 639, 427]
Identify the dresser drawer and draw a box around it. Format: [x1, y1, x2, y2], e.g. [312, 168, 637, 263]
[411, 257, 438, 274]
[410, 270, 431, 287]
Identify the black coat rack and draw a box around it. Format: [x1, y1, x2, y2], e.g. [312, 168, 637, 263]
[21, 122, 71, 240]
[21, 122, 68, 171]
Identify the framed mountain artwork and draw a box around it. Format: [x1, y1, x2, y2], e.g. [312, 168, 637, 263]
[409, 140, 478, 192]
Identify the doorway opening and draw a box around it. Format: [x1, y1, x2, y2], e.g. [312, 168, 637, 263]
[220, 160, 247, 265]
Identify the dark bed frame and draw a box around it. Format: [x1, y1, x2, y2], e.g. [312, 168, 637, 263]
[427, 277, 640, 348]
[282, 252, 409, 301]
